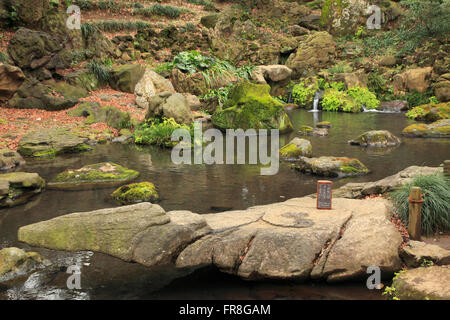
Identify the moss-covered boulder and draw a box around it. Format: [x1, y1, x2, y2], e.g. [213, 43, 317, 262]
[112, 182, 159, 205]
[0, 247, 49, 282]
[391, 267, 450, 300]
[280, 138, 312, 160]
[48, 162, 139, 190]
[299, 125, 329, 136]
[402, 119, 450, 138]
[0, 172, 45, 207]
[68, 102, 132, 130]
[211, 82, 293, 133]
[109, 64, 146, 93]
[316, 121, 332, 128]
[17, 128, 91, 158]
[294, 156, 369, 178]
[405, 102, 450, 122]
[349, 130, 401, 147]
[0, 148, 25, 171]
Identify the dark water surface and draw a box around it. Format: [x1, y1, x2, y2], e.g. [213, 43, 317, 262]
[1, 110, 449, 300]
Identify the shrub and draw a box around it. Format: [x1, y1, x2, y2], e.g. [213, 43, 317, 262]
[200, 84, 234, 103]
[322, 89, 348, 112]
[390, 174, 450, 236]
[347, 87, 380, 110]
[291, 82, 317, 107]
[134, 118, 192, 148]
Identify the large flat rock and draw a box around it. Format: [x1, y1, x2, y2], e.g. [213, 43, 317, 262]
[400, 241, 450, 268]
[393, 266, 450, 300]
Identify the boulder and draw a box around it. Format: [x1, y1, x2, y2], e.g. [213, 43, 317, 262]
[320, 0, 370, 35]
[0, 148, 25, 171]
[8, 78, 85, 110]
[200, 14, 220, 29]
[334, 165, 442, 199]
[82, 26, 116, 60]
[134, 68, 175, 109]
[434, 73, 450, 102]
[0, 63, 25, 100]
[286, 32, 336, 76]
[379, 55, 397, 67]
[349, 130, 401, 147]
[294, 156, 369, 177]
[279, 138, 312, 160]
[5, 0, 50, 26]
[211, 82, 293, 133]
[392, 267, 450, 300]
[17, 128, 91, 158]
[111, 182, 159, 205]
[400, 241, 450, 268]
[405, 102, 450, 122]
[67, 102, 132, 130]
[393, 67, 433, 95]
[402, 119, 450, 138]
[299, 125, 329, 136]
[109, 64, 146, 93]
[48, 162, 139, 190]
[18, 203, 211, 267]
[378, 100, 408, 113]
[316, 121, 332, 128]
[145, 92, 194, 125]
[0, 172, 45, 207]
[0, 247, 49, 282]
[333, 69, 368, 89]
[178, 197, 402, 281]
[252, 65, 293, 96]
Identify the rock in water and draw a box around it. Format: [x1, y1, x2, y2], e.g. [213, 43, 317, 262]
[17, 128, 92, 158]
[48, 162, 139, 190]
[211, 82, 293, 133]
[0, 172, 45, 208]
[279, 138, 312, 160]
[400, 241, 450, 268]
[294, 156, 369, 177]
[0, 149, 25, 171]
[0, 247, 49, 283]
[392, 266, 450, 300]
[111, 182, 159, 205]
[18, 203, 211, 267]
[402, 119, 450, 138]
[348, 130, 401, 147]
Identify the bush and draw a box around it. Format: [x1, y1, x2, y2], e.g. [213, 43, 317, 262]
[134, 118, 192, 148]
[291, 82, 317, 107]
[390, 174, 450, 236]
[347, 87, 380, 110]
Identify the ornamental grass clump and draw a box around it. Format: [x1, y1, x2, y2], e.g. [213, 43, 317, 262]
[390, 174, 450, 236]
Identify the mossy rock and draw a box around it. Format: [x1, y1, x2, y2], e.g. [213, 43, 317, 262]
[48, 162, 139, 190]
[68, 102, 132, 130]
[294, 156, 369, 178]
[111, 182, 159, 205]
[402, 119, 450, 138]
[49, 81, 88, 100]
[0, 148, 25, 171]
[0, 172, 46, 207]
[349, 130, 401, 147]
[316, 121, 332, 128]
[17, 128, 92, 158]
[405, 102, 450, 122]
[280, 138, 312, 160]
[211, 82, 293, 133]
[109, 64, 146, 93]
[0, 247, 49, 282]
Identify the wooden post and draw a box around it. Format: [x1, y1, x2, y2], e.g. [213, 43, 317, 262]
[444, 160, 450, 176]
[408, 187, 423, 241]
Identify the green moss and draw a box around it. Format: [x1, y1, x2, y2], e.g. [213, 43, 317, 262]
[111, 182, 159, 205]
[280, 144, 302, 158]
[406, 102, 450, 121]
[33, 149, 57, 158]
[53, 162, 139, 183]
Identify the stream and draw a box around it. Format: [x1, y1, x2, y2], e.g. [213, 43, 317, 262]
[1, 109, 449, 300]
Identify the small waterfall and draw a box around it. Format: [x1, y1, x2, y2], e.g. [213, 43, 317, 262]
[309, 91, 321, 113]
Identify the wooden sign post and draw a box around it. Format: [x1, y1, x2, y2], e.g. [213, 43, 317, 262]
[317, 180, 333, 210]
[444, 160, 450, 176]
[408, 186, 423, 241]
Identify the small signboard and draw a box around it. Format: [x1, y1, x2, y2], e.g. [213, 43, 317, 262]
[317, 180, 332, 210]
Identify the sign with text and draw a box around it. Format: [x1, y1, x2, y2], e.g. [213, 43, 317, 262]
[317, 180, 332, 210]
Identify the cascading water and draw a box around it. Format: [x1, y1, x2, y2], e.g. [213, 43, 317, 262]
[309, 91, 322, 113]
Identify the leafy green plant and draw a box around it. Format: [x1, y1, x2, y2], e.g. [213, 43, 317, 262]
[200, 84, 234, 103]
[322, 89, 346, 112]
[134, 118, 192, 148]
[383, 269, 407, 300]
[390, 174, 450, 236]
[347, 87, 380, 110]
[291, 82, 317, 107]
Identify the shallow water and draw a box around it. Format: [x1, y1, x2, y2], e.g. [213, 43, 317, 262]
[1, 109, 449, 300]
